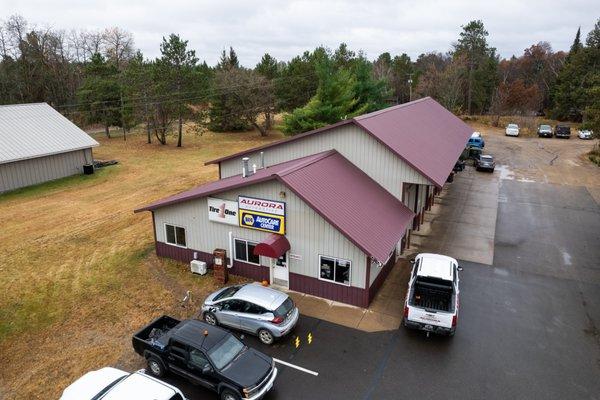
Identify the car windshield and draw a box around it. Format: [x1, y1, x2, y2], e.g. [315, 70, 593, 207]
[508, 124, 518, 129]
[540, 125, 551, 130]
[481, 156, 493, 161]
[214, 286, 241, 301]
[273, 297, 294, 318]
[208, 334, 245, 370]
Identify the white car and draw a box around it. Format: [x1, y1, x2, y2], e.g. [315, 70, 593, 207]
[471, 131, 482, 138]
[403, 253, 462, 336]
[505, 123, 519, 136]
[578, 129, 593, 140]
[60, 367, 186, 400]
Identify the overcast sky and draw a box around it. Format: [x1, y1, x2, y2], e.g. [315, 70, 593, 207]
[2, 0, 598, 66]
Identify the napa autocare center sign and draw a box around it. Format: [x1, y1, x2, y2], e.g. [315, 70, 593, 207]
[208, 197, 239, 226]
[238, 196, 286, 234]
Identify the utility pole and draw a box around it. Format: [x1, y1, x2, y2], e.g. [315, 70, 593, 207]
[407, 73, 414, 102]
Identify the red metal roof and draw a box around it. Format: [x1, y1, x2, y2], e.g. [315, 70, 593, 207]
[135, 150, 414, 262]
[253, 234, 291, 259]
[205, 97, 472, 187]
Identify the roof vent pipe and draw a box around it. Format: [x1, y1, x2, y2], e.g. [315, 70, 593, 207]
[260, 152, 265, 169]
[242, 157, 250, 177]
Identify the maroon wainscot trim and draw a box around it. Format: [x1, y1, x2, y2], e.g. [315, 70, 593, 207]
[289, 272, 368, 308]
[155, 242, 269, 282]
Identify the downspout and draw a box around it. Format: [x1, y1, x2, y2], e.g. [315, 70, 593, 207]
[227, 231, 233, 268]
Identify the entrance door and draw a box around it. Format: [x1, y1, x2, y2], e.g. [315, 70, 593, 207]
[271, 252, 289, 288]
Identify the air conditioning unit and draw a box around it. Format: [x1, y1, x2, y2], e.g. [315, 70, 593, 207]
[190, 260, 207, 275]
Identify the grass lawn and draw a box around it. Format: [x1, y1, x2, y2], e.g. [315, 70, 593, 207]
[0, 126, 282, 400]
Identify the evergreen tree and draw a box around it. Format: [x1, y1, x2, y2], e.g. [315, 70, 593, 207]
[209, 48, 248, 132]
[551, 21, 600, 122]
[570, 27, 583, 54]
[255, 53, 279, 129]
[275, 51, 319, 111]
[350, 56, 389, 112]
[77, 53, 122, 138]
[281, 57, 364, 135]
[157, 34, 198, 147]
[453, 20, 498, 114]
[586, 19, 600, 49]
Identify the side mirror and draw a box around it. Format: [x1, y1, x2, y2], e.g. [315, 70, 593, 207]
[457, 266, 463, 271]
[410, 259, 415, 264]
[202, 364, 213, 374]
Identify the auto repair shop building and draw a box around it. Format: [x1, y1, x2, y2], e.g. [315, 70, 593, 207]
[205, 97, 471, 252]
[135, 98, 471, 307]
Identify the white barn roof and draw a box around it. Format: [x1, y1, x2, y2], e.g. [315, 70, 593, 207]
[0, 103, 99, 165]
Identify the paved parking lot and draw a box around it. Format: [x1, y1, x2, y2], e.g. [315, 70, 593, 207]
[157, 170, 600, 400]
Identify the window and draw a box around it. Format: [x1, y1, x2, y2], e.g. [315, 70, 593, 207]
[189, 348, 210, 370]
[169, 341, 188, 361]
[221, 299, 245, 312]
[234, 238, 260, 265]
[319, 255, 351, 286]
[165, 224, 186, 247]
[208, 335, 245, 370]
[242, 301, 267, 314]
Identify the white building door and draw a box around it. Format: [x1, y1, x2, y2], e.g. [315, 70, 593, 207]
[271, 253, 289, 288]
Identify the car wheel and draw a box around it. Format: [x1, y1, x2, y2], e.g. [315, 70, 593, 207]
[221, 389, 240, 400]
[204, 312, 218, 326]
[147, 357, 165, 377]
[258, 328, 274, 345]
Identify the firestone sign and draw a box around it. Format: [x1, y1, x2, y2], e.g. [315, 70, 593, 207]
[207, 197, 239, 226]
[238, 196, 286, 234]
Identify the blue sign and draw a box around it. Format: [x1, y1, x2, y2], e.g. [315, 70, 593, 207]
[239, 210, 285, 234]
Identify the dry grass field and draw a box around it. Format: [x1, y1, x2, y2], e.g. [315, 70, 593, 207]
[0, 126, 281, 400]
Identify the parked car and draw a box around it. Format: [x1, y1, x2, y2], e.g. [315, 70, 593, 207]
[475, 154, 495, 172]
[578, 129, 594, 139]
[201, 283, 299, 345]
[467, 136, 485, 149]
[505, 123, 519, 136]
[133, 315, 277, 400]
[60, 367, 186, 400]
[554, 125, 571, 139]
[403, 253, 462, 336]
[537, 124, 553, 138]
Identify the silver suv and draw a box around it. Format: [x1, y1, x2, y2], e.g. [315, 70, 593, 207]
[201, 283, 299, 345]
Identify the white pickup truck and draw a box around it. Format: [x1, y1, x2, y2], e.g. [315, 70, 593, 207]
[60, 367, 186, 400]
[403, 253, 462, 336]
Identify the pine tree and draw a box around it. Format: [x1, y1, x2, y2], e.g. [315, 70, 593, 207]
[570, 27, 583, 54]
[453, 20, 498, 114]
[157, 34, 198, 147]
[77, 53, 122, 138]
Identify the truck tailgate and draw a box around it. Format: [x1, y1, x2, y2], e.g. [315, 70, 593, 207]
[408, 307, 454, 329]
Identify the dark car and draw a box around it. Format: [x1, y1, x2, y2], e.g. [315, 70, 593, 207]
[537, 124, 553, 138]
[475, 155, 495, 172]
[554, 125, 571, 139]
[133, 316, 277, 400]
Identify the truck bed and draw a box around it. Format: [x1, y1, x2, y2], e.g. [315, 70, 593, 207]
[409, 278, 454, 312]
[132, 315, 180, 355]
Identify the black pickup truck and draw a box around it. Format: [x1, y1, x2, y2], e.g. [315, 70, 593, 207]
[132, 315, 277, 400]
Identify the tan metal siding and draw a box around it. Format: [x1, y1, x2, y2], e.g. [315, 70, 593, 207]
[0, 149, 90, 193]
[220, 125, 431, 199]
[153, 180, 368, 288]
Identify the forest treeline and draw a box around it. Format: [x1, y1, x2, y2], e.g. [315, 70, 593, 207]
[1, 15, 599, 146]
